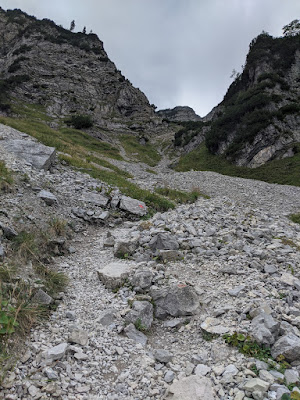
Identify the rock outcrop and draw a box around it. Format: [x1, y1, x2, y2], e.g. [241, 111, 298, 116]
[157, 106, 201, 122]
[0, 7, 161, 135]
[176, 32, 300, 167]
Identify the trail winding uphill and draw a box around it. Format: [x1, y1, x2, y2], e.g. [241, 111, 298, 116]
[1, 125, 300, 399]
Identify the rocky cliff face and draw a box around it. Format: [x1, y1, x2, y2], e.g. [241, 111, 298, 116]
[178, 32, 300, 167]
[156, 106, 201, 122]
[0, 8, 160, 134]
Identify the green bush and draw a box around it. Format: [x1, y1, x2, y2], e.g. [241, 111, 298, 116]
[65, 115, 93, 129]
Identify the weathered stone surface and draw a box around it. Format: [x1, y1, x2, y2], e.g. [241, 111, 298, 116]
[124, 323, 147, 346]
[114, 240, 138, 258]
[251, 312, 280, 346]
[43, 343, 68, 362]
[97, 309, 116, 326]
[119, 196, 147, 216]
[0, 224, 17, 239]
[158, 249, 183, 262]
[38, 190, 57, 205]
[200, 317, 230, 335]
[271, 333, 300, 362]
[153, 349, 173, 364]
[68, 328, 89, 346]
[150, 284, 199, 319]
[166, 376, 214, 400]
[157, 106, 201, 122]
[242, 377, 270, 392]
[80, 193, 109, 207]
[125, 301, 153, 330]
[149, 233, 179, 251]
[2, 137, 56, 170]
[32, 289, 53, 305]
[131, 269, 153, 291]
[97, 262, 135, 290]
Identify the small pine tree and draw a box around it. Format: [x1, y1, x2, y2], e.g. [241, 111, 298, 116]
[82, 26, 86, 34]
[70, 20, 75, 31]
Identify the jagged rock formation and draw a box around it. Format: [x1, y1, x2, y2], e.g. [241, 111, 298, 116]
[177, 32, 300, 167]
[156, 106, 201, 122]
[0, 8, 161, 134]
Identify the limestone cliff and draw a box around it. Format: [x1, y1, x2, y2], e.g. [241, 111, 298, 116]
[177, 32, 300, 167]
[156, 106, 201, 122]
[0, 8, 160, 134]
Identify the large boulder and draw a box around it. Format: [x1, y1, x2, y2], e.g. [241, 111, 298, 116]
[271, 333, 300, 362]
[2, 136, 56, 170]
[150, 284, 199, 319]
[166, 376, 214, 400]
[119, 196, 147, 216]
[149, 233, 179, 251]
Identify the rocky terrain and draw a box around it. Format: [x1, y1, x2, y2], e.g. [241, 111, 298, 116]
[156, 106, 202, 122]
[0, 8, 162, 136]
[1, 122, 300, 400]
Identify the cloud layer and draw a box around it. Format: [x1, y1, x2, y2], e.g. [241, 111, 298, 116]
[1, 0, 299, 116]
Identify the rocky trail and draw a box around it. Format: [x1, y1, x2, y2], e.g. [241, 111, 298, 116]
[1, 124, 300, 400]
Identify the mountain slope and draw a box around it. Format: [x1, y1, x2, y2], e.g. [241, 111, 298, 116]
[0, 8, 160, 135]
[176, 32, 300, 168]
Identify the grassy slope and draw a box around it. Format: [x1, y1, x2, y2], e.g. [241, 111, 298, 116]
[176, 144, 300, 187]
[119, 135, 161, 166]
[0, 105, 175, 212]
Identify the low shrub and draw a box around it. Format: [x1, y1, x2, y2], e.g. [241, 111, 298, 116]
[65, 115, 93, 129]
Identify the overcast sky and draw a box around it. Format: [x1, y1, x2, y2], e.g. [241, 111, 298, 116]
[1, 0, 299, 116]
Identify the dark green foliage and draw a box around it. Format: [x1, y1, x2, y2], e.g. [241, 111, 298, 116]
[290, 213, 300, 224]
[276, 103, 300, 120]
[154, 187, 209, 203]
[224, 332, 271, 360]
[174, 121, 206, 146]
[65, 115, 93, 129]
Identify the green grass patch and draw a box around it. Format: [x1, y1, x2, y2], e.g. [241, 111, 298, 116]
[11, 103, 53, 122]
[59, 154, 175, 212]
[290, 213, 300, 224]
[155, 187, 209, 203]
[0, 161, 13, 192]
[176, 143, 300, 187]
[119, 135, 161, 166]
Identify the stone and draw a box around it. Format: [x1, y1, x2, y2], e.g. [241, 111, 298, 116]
[0, 224, 17, 239]
[68, 328, 89, 346]
[0, 243, 4, 260]
[119, 195, 147, 216]
[150, 283, 199, 319]
[2, 136, 56, 170]
[258, 370, 275, 384]
[194, 364, 211, 376]
[38, 190, 58, 205]
[158, 249, 183, 262]
[66, 311, 76, 321]
[271, 333, 300, 362]
[223, 364, 239, 376]
[149, 233, 179, 251]
[228, 285, 245, 297]
[124, 323, 147, 346]
[164, 370, 175, 383]
[125, 301, 153, 330]
[114, 240, 137, 258]
[97, 309, 116, 326]
[97, 261, 135, 290]
[284, 369, 299, 384]
[166, 376, 215, 400]
[242, 378, 270, 393]
[200, 317, 230, 335]
[44, 343, 68, 362]
[32, 289, 53, 305]
[131, 269, 153, 291]
[264, 265, 278, 274]
[44, 367, 58, 380]
[251, 312, 280, 346]
[153, 349, 173, 364]
[80, 192, 109, 207]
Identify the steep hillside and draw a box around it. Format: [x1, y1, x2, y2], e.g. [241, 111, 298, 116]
[0, 8, 161, 135]
[175, 31, 300, 168]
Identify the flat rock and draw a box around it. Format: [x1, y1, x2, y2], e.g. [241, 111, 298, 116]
[151, 283, 199, 319]
[2, 136, 56, 170]
[153, 349, 173, 363]
[271, 333, 300, 362]
[97, 261, 135, 290]
[80, 192, 109, 207]
[119, 195, 147, 216]
[68, 329, 89, 346]
[166, 375, 215, 400]
[201, 317, 230, 335]
[43, 343, 68, 362]
[124, 323, 147, 346]
[38, 190, 57, 205]
[32, 289, 53, 305]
